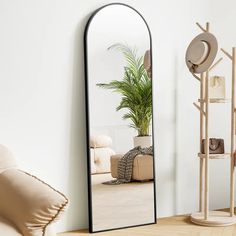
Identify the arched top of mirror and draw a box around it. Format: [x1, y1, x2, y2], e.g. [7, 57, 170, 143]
[85, 4, 152, 136]
[85, 3, 151, 58]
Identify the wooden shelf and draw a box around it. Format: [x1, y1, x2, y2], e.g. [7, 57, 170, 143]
[198, 153, 231, 159]
[198, 98, 230, 103]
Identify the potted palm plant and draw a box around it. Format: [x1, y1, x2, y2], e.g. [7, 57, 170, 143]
[97, 43, 152, 148]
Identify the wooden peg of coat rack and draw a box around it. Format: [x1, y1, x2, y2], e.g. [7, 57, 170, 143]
[193, 102, 206, 116]
[191, 72, 201, 81]
[221, 48, 233, 60]
[196, 22, 209, 33]
[209, 57, 223, 71]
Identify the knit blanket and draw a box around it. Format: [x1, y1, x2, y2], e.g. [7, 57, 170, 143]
[103, 146, 153, 185]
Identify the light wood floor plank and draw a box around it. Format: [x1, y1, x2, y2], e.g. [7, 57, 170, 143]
[58, 212, 236, 236]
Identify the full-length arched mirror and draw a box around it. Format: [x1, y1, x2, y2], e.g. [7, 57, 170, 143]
[84, 3, 156, 232]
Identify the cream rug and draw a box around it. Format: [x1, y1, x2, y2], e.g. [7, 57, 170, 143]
[91, 173, 155, 231]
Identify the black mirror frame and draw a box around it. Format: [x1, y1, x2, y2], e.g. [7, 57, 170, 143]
[83, 3, 156, 233]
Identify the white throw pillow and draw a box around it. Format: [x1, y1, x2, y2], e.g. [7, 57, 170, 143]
[90, 135, 112, 148]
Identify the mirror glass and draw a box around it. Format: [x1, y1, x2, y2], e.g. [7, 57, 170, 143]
[85, 4, 156, 232]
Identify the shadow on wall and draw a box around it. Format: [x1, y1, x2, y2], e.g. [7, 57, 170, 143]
[66, 14, 91, 230]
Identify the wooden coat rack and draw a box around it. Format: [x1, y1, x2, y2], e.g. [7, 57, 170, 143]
[190, 22, 236, 226]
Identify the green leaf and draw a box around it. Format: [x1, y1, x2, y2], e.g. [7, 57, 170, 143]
[97, 43, 152, 136]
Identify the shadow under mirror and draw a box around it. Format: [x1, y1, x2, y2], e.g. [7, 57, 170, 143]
[84, 3, 156, 232]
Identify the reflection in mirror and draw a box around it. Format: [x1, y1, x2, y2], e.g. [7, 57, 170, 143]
[84, 3, 156, 232]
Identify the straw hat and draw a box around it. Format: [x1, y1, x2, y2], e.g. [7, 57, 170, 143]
[185, 32, 218, 74]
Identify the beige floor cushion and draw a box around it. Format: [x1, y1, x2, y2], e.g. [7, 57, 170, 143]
[110, 154, 153, 181]
[0, 169, 68, 236]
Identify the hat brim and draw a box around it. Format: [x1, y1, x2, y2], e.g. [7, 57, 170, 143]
[186, 32, 218, 74]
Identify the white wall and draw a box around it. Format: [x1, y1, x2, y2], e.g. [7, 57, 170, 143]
[1, 0, 234, 233]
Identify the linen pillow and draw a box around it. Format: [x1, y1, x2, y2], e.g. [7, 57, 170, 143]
[0, 169, 68, 236]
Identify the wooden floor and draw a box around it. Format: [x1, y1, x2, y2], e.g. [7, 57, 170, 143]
[58, 212, 236, 236]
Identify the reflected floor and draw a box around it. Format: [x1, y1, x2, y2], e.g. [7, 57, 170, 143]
[91, 173, 155, 231]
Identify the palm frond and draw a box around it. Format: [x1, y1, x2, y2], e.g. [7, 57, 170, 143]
[97, 43, 152, 136]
